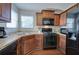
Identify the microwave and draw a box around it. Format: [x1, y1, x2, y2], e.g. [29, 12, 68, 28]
[42, 18, 54, 25]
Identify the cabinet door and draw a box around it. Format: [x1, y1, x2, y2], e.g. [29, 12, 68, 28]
[59, 35, 66, 54]
[36, 13, 42, 26]
[60, 12, 67, 26]
[23, 38, 30, 55]
[48, 12, 54, 18]
[42, 11, 54, 18]
[0, 3, 11, 22]
[36, 38, 42, 49]
[17, 38, 22, 55]
[17, 38, 25, 55]
[54, 14, 60, 26]
[35, 34, 43, 50]
[1, 3, 11, 22]
[29, 38, 35, 50]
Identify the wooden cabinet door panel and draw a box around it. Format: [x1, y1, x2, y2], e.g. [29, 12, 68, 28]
[54, 14, 60, 26]
[36, 13, 42, 26]
[59, 35, 66, 54]
[17, 35, 35, 55]
[36, 39, 42, 48]
[0, 3, 11, 22]
[59, 39, 65, 49]
[35, 34, 43, 49]
[2, 3, 11, 21]
[17, 38, 24, 55]
[23, 39, 30, 54]
[60, 13, 67, 26]
[29, 38, 34, 50]
[43, 11, 54, 18]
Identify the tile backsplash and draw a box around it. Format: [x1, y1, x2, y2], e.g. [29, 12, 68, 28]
[35, 26, 60, 33]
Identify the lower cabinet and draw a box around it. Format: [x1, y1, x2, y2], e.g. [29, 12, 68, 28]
[0, 41, 17, 55]
[35, 34, 43, 50]
[58, 34, 66, 54]
[17, 35, 35, 55]
[0, 34, 44, 55]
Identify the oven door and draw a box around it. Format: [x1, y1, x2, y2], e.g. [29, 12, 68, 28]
[43, 32, 57, 49]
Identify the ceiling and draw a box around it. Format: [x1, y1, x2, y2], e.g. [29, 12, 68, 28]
[15, 3, 76, 14]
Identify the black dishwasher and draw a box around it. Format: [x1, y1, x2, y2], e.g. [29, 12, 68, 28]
[0, 41, 17, 55]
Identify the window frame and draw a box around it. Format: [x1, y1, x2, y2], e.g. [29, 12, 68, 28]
[21, 15, 34, 29]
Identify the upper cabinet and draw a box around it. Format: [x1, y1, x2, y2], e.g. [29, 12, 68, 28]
[36, 4, 78, 26]
[59, 4, 79, 26]
[54, 14, 60, 26]
[42, 10, 54, 18]
[36, 13, 42, 26]
[0, 3, 11, 22]
[60, 12, 67, 26]
[36, 10, 60, 26]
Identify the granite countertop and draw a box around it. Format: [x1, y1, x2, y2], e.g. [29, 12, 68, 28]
[57, 32, 66, 37]
[0, 32, 66, 51]
[0, 32, 43, 51]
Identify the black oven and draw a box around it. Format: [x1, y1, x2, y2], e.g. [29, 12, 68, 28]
[42, 18, 54, 25]
[42, 28, 57, 49]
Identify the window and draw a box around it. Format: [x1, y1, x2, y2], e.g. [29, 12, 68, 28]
[67, 18, 74, 28]
[21, 16, 34, 28]
[6, 10, 18, 28]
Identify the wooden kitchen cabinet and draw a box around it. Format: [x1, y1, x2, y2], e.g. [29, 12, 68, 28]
[35, 34, 43, 50]
[17, 37, 23, 54]
[0, 3, 11, 22]
[36, 13, 43, 26]
[22, 38, 30, 55]
[17, 35, 35, 55]
[36, 10, 61, 26]
[54, 14, 60, 26]
[58, 34, 66, 54]
[60, 12, 67, 26]
[42, 10, 54, 18]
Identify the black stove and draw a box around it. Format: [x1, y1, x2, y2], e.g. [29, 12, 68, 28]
[42, 28, 57, 49]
